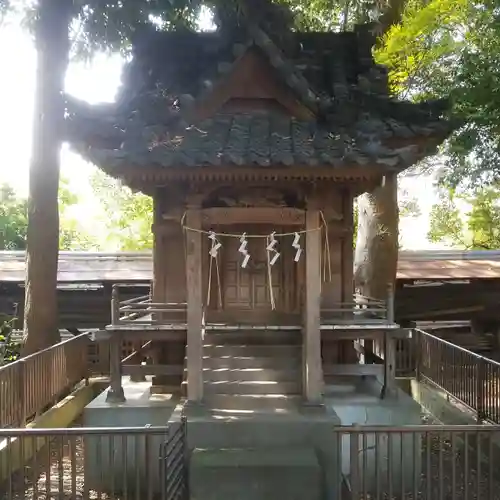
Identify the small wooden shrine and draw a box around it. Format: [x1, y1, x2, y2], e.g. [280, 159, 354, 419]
[67, 14, 452, 405]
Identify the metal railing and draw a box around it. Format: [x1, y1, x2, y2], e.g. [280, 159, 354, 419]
[342, 424, 500, 499]
[0, 422, 188, 500]
[0, 334, 89, 428]
[1, 424, 499, 500]
[416, 328, 500, 424]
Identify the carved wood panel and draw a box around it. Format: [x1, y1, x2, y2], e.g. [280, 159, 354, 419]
[222, 235, 283, 311]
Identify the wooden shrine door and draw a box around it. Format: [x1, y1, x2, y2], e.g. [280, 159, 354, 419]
[217, 225, 299, 323]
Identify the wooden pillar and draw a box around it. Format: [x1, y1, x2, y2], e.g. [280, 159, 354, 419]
[186, 209, 204, 403]
[106, 333, 125, 403]
[151, 196, 169, 388]
[382, 330, 396, 397]
[341, 189, 354, 303]
[304, 209, 323, 404]
[107, 286, 125, 402]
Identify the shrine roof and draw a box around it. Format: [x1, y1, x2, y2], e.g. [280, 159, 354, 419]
[65, 22, 455, 179]
[74, 109, 448, 171]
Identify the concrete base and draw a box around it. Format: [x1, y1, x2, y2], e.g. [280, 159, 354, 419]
[83, 377, 180, 494]
[189, 447, 321, 500]
[327, 376, 423, 496]
[410, 379, 478, 424]
[81, 375, 427, 499]
[185, 404, 342, 500]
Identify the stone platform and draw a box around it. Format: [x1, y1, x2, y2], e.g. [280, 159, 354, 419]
[83, 378, 180, 494]
[82, 374, 424, 499]
[190, 446, 321, 500]
[185, 403, 341, 500]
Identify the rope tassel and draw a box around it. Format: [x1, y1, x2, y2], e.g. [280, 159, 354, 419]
[292, 232, 302, 262]
[266, 234, 277, 310]
[208, 231, 222, 258]
[238, 233, 250, 268]
[266, 232, 280, 266]
[207, 232, 222, 308]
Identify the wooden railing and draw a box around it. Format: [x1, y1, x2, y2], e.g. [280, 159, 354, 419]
[111, 285, 186, 325]
[0, 333, 89, 428]
[322, 286, 395, 323]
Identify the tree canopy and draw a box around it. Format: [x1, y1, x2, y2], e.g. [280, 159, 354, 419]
[428, 185, 500, 249]
[0, 179, 99, 251]
[0, 177, 155, 251]
[90, 171, 153, 251]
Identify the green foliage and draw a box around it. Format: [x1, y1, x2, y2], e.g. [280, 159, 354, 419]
[428, 185, 500, 249]
[58, 178, 99, 250]
[282, 0, 396, 31]
[70, 0, 204, 59]
[375, 0, 500, 189]
[442, 1, 500, 187]
[375, 0, 467, 98]
[0, 184, 28, 250]
[91, 170, 153, 250]
[0, 314, 20, 365]
[399, 188, 421, 218]
[0, 180, 97, 251]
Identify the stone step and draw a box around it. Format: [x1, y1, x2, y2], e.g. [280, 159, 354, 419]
[324, 374, 380, 397]
[189, 447, 321, 500]
[203, 344, 301, 358]
[204, 380, 301, 395]
[203, 331, 301, 345]
[204, 394, 303, 411]
[202, 355, 300, 370]
[202, 367, 301, 383]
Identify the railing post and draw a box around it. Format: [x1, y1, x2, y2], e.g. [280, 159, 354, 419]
[386, 283, 395, 324]
[350, 424, 360, 500]
[111, 285, 120, 325]
[382, 329, 396, 398]
[18, 359, 26, 427]
[476, 357, 485, 423]
[83, 336, 90, 386]
[414, 329, 421, 381]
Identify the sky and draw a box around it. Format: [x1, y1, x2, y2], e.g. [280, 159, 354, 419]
[0, 18, 444, 250]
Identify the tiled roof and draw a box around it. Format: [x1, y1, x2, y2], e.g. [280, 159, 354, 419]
[77, 111, 447, 171]
[65, 22, 454, 175]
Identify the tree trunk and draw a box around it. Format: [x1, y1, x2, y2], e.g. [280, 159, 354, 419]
[23, 0, 72, 355]
[354, 174, 399, 300]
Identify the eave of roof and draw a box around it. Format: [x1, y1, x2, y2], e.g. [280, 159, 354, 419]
[2, 250, 500, 283]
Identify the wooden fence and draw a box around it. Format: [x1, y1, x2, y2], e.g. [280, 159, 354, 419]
[0, 334, 88, 428]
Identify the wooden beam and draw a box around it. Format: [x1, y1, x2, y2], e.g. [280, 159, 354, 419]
[200, 207, 305, 226]
[185, 209, 204, 402]
[304, 209, 323, 403]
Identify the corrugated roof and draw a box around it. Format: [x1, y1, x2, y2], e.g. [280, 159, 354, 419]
[1, 250, 500, 283]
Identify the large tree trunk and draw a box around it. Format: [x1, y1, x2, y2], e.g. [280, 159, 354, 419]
[23, 0, 72, 355]
[354, 174, 399, 300]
